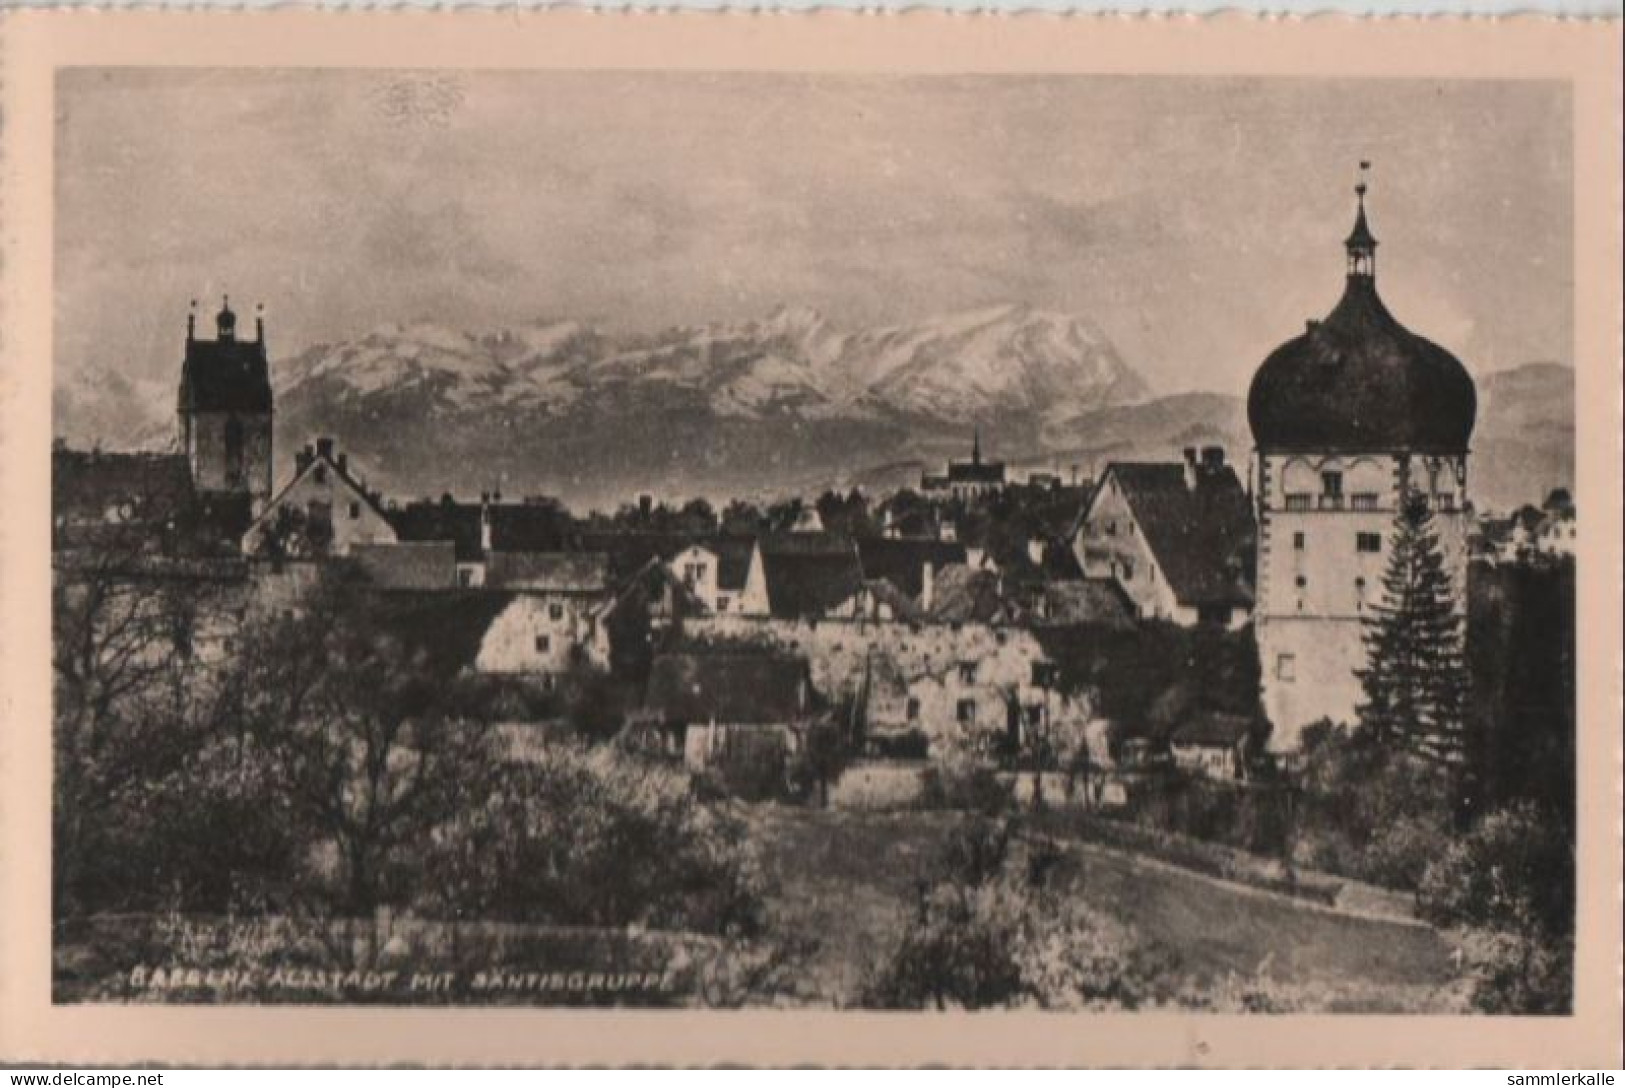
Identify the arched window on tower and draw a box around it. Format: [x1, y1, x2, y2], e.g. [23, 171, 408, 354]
[224, 417, 245, 488]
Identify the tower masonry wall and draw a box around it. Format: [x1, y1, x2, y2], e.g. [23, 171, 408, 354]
[187, 410, 272, 500]
[1254, 449, 1471, 750]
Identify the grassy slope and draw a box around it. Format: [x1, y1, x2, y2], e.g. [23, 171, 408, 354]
[746, 805, 1459, 1011]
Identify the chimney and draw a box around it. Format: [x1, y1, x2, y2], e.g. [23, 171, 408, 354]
[316, 436, 335, 461]
[295, 443, 314, 476]
[1182, 447, 1198, 491]
[921, 561, 935, 611]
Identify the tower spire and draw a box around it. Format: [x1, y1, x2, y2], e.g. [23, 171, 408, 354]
[972, 425, 982, 466]
[1345, 161, 1378, 280]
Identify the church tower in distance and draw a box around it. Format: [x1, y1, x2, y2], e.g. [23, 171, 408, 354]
[177, 296, 274, 503]
[1247, 168, 1477, 750]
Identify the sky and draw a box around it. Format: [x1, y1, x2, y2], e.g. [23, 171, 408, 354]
[54, 69, 1571, 438]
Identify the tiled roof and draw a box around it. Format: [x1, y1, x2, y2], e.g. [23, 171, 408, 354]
[926, 564, 1016, 625]
[1171, 711, 1258, 749]
[760, 545, 864, 619]
[53, 448, 192, 527]
[351, 541, 458, 590]
[1032, 579, 1136, 627]
[643, 651, 810, 724]
[855, 536, 968, 600]
[387, 501, 484, 563]
[1101, 462, 1256, 609]
[179, 339, 273, 414]
[363, 589, 516, 675]
[485, 551, 610, 593]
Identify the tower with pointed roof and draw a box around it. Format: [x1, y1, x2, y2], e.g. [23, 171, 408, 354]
[1247, 168, 1477, 749]
[177, 296, 274, 503]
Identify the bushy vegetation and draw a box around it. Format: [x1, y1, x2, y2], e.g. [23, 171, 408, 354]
[862, 819, 1178, 1010]
[425, 744, 768, 936]
[53, 564, 767, 940]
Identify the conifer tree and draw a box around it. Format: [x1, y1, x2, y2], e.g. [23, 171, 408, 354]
[1356, 488, 1471, 764]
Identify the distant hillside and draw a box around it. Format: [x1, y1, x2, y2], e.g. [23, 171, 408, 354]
[1471, 362, 1574, 512]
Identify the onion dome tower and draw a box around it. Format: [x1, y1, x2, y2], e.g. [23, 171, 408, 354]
[1247, 166, 1477, 749]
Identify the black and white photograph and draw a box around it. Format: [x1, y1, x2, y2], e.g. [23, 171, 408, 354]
[46, 65, 1581, 1017]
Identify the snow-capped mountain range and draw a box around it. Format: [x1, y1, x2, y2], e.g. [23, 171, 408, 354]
[54, 303, 1571, 513]
[258, 303, 1157, 506]
[275, 303, 1149, 433]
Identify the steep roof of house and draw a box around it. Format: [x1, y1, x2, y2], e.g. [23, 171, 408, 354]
[855, 536, 968, 600]
[52, 447, 253, 557]
[860, 578, 928, 622]
[573, 530, 706, 582]
[179, 338, 273, 414]
[643, 651, 809, 724]
[1034, 579, 1136, 627]
[489, 504, 573, 553]
[1171, 711, 1258, 749]
[351, 541, 458, 590]
[760, 547, 864, 619]
[1100, 462, 1256, 609]
[485, 551, 610, 593]
[927, 564, 1016, 625]
[387, 501, 484, 563]
[364, 589, 516, 675]
[53, 448, 193, 527]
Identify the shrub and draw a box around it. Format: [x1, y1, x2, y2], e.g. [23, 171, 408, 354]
[862, 818, 1174, 1010]
[425, 744, 768, 937]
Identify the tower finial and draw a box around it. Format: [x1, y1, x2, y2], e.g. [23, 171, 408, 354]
[216, 293, 238, 341]
[187, 298, 198, 341]
[1345, 161, 1378, 280]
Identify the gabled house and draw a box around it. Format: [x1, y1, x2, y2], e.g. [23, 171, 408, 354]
[667, 536, 761, 615]
[747, 534, 866, 620]
[241, 437, 397, 558]
[1070, 448, 1256, 628]
[640, 650, 814, 769]
[1168, 711, 1263, 781]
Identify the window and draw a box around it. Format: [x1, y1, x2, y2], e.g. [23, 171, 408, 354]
[906, 697, 921, 722]
[682, 562, 707, 586]
[1351, 493, 1379, 511]
[1356, 532, 1382, 553]
[716, 595, 730, 612]
[1293, 531, 1306, 551]
[1025, 705, 1045, 727]
[1285, 493, 1312, 512]
[1436, 493, 1456, 511]
[1105, 520, 1117, 537]
[349, 501, 361, 519]
[548, 602, 565, 621]
[1295, 575, 1307, 588]
[534, 634, 552, 654]
[314, 465, 328, 485]
[1276, 654, 1296, 682]
[1321, 471, 1343, 497]
[956, 699, 978, 725]
[457, 569, 473, 588]
[1120, 559, 1135, 581]
[958, 662, 976, 684]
